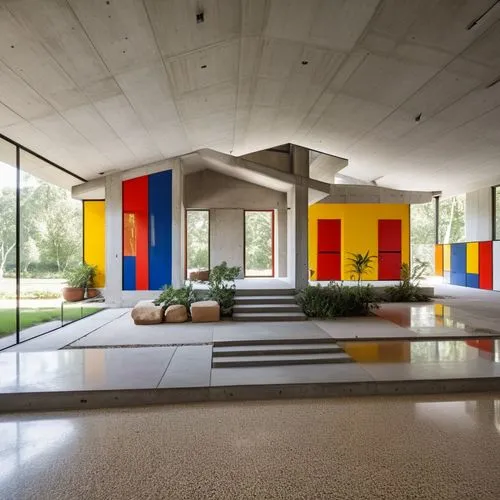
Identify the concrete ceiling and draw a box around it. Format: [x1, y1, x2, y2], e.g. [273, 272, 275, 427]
[1, 1, 500, 195]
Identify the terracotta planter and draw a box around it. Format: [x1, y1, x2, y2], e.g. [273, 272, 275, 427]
[86, 288, 100, 299]
[62, 287, 85, 302]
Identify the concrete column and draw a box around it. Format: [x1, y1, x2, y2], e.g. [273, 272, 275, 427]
[277, 207, 287, 277]
[171, 159, 183, 287]
[291, 145, 309, 290]
[104, 173, 123, 306]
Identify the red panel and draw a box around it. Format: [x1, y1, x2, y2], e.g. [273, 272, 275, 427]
[378, 220, 402, 252]
[317, 253, 341, 281]
[317, 219, 341, 253]
[378, 252, 401, 280]
[479, 241, 493, 290]
[123, 176, 149, 290]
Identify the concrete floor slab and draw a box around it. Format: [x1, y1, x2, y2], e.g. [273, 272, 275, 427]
[0, 347, 176, 393]
[159, 346, 212, 388]
[313, 316, 411, 339]
[70, 313, 214, 347]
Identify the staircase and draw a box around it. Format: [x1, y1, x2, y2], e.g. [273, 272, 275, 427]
[232, 289, 307, 322]
[212, 338, 352, 368]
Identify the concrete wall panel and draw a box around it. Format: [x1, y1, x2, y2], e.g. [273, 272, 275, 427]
[493, 241, 500, 291]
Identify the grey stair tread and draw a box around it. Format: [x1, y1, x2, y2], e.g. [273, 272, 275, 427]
[235, 289, 296, 296]
[234, 295, 297, 302]
[213, 343, 342, 356]
[233, 305, 301, 313]
[212, 352, 352, 367]
[214, 338, 338, 347]
[233, 303, 300, 309]
[232, 312, 307, 321]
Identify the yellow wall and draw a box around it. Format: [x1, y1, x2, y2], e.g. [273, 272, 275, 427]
[443, 244, 451, 271]
[308, 203, 409, 281]
[83, 201, 106, 288]
[466, 242, 479, 274]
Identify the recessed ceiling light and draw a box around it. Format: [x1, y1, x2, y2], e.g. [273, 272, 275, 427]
[196, 11, 204, 23]
[201, 64, 207, 69]
[414, 113, 422, 122]
[301, 60, 308, 65]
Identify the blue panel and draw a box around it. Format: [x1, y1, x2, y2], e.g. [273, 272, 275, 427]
[451, 272, 466, 287]
[466, 273, 479, 288]
[123, 256, 136, 290]
[451, 243, 466, 275]
[148, 170, 172, 290]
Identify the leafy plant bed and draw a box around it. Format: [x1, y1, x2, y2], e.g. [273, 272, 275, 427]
[297, 283, 380, 319]
[384, 261, 432, 303]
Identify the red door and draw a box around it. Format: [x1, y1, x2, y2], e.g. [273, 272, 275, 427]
[317, 219, 341, 280]
[378, 220, 401, 280]
[479, 241, 493, 290]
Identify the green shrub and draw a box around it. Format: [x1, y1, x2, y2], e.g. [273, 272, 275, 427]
[297, 282, 379, 318]
[384, 260, 431, 302]
[64, 263, 96, 288]
[346, 251, 377, 283]
[154, 283, 198, 312]
[207, 261, 240, 316]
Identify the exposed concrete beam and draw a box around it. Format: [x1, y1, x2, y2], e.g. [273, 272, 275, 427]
[319, 185, 437, 204]
[72, 177, 105, 200]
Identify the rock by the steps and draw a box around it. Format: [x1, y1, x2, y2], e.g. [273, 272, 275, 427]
[131, 306, 164, 325]
[191, 300, 220, 323]
[165, 304, 188, 323]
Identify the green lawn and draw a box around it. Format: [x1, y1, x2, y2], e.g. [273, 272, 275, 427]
[0, 307, 102, 337]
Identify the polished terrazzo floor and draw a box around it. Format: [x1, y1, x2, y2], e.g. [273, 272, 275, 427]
[2, 395, 500, 499]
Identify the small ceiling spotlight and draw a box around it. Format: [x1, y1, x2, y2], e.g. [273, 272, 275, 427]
[196, 11, 204, 23]
[301, 60, 309, 65]
[414, 113, 422, 122]
[200, 64, 207, 69]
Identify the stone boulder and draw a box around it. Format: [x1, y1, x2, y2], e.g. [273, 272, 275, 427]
[191, 300, 220, 323]
[131, 305, 165, 325]
[165, 304, 188, 323]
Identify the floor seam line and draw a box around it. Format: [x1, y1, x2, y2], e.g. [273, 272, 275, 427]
[156, 346, 178, 389]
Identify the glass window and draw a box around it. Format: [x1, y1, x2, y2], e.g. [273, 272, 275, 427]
[19, 150, 82, 342]
[186, 210, 209, 277]
[438, 194, 466, 244]
[494, 186, 500, 240]
[410, 201, 436, 274]
[0, 138, 17, 349]
[244, 210, 274, 277]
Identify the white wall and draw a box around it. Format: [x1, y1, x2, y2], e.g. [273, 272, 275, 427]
[466, 187, 492, 242]
[494, 241, 500, 291]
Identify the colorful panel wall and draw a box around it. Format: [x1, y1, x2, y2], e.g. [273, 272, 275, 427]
[122, 170, 172, 291]
[435, 241, 494, 290]
[83, 200, 105, 288]
[308, 204, 409, 281]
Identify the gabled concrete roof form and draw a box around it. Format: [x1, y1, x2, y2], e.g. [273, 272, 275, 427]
[3, 1, 500, 194]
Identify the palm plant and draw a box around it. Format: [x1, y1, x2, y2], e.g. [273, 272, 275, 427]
[347, 251, 377, 285]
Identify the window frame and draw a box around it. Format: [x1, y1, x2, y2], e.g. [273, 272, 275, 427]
[184, 208, 210, 280]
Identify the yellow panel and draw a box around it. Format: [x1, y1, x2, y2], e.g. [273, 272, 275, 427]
[435, 244, 443, 276]
[466, 242, 479, 274]
[443, 244, 451, 271]
[83, 201, 106, 288]
[308, 203, 409, 281]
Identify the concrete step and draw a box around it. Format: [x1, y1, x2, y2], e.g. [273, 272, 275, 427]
[212, 352, 352, 368]
[232, 304, 302, 314]
[214, 338, 338, 347]
[235, 289, 296, 297]
[232, 312, 307, 322]
[234, 295, 297, 305]
[213, 343, 342, 357]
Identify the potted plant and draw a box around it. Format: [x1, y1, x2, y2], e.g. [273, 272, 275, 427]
[62, 263, 97, 302]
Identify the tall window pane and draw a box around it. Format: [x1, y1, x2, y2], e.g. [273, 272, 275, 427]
[19, 151, 82, 342]
[244, 210, 274, 277]
[495, 186, 500, 240]
[410, 201, 436, 274]
[438, 194, 466, 244]
[0, 138, 17, 349]
[186, 210, 209, 277]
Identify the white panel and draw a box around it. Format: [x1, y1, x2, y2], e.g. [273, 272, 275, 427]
[466, 188, 492, 242]
[443, 271, 450, 284]
[493, 241, 500, 291]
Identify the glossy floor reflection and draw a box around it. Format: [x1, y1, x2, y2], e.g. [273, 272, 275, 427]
[376, 303, 500, 338]
[1, 395, 500, 499]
